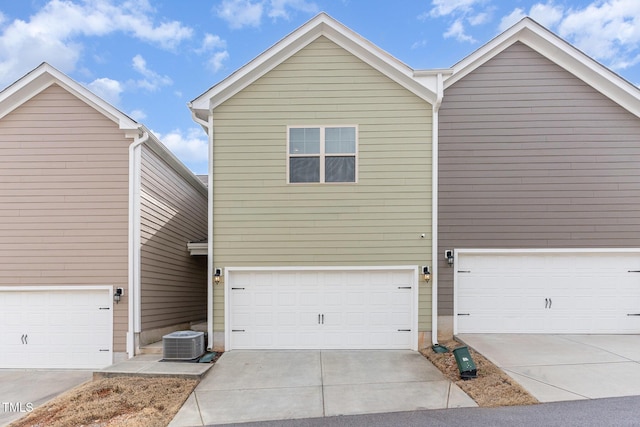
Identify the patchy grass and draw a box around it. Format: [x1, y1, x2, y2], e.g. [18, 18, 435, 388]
[421, 339, 539, 407]
[9, 376, 198, 427]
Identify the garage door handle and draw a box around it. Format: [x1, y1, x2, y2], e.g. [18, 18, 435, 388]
[549, 298, 552, 309]
[318, 314, 321, 324]
[627, 314, 640, 316]
[23, 334, 28, 345]
[322, 314, 324, 324]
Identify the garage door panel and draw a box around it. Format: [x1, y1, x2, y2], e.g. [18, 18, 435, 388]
[456, 252, 640, 334]
[0, 288, 112, 369]
[228, 269, 416, 350]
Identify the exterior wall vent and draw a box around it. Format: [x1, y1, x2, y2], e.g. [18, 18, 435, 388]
[162, 331, 205, 360]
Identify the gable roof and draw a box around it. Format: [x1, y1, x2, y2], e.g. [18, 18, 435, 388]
[0, 62, 139, 130]
[0, 62, 207, 195]
[189, 13, 439, 120]
[444, 17, 640, 118]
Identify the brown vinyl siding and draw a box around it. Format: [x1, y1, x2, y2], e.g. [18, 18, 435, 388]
[438, 42, 640, 315]
[140, 146, 207, 331]
[0, 84, 129, 351]
[212, 36, 433, 332]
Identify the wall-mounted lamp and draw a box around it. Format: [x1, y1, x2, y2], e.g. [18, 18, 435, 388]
[114, 287, 124, 304]
[445, 250, 454, 267]
[422, 266, 431, 282]
[214, 268, 222, 284]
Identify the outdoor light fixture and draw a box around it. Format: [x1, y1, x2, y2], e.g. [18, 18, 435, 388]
[214, 268, 221, 284]
[422, 266, 431, 282]
[114, 287, 123, 304]
[445, 250, 454, 266]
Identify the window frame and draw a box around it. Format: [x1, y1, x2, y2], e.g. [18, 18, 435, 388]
[287, 125, 358, 184]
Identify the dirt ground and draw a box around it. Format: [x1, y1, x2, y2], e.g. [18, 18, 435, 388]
[421, 338, 539, 407]
[9, 376, 198, 427]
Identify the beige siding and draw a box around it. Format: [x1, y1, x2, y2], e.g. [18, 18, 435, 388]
[0, 84, 130, 351]
[438, 42, 640, 314]
[140, 146, 208, 331]
[213, 37, 433, 332]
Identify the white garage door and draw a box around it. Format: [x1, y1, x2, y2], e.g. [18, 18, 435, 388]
[227, 268, 417, 350]
[0, 287, 113, 369]
[456, 251, 640, 334]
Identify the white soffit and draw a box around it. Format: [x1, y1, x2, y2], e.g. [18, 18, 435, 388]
[189, 13, 437, 118]
[443, 17, 640, 119]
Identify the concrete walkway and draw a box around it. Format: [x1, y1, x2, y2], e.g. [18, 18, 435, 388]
[93, 353, 213, 380]
[458, 334, 640, 402]
[169, 350, 477, 426]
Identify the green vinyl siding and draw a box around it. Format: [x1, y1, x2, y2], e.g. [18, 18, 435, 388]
[212, 36, 432, 332]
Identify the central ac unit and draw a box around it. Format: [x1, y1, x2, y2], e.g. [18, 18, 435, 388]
[162, 331, 205, 360]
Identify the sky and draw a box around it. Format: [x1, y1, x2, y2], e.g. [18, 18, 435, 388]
[1, 0, 639, 175]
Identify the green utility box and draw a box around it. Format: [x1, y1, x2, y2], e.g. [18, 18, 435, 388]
[452, 346, 477, 380]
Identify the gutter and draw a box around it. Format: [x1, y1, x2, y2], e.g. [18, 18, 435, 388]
[191, 109, 215, 351]
[127, 128, 149, 358]
[431, 73, 444, 347]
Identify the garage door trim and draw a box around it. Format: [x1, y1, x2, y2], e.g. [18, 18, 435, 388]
[453, 248, 640, 335]
[224, 266, 419, 351]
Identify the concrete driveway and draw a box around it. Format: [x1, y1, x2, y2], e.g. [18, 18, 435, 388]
[458, 334, 640, 402]
[0, 370, 92, 426]
[169, 350, 477, 426]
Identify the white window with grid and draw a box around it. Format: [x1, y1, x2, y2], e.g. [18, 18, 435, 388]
[287, 126, 357, 183]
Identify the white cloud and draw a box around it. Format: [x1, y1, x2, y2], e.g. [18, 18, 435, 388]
[208, 51, 230, 72]
[424, 0, 488, 44]
[0, 0, 193, 87]
[217, 0, 317, 28]
[499, 8, 526, 31]
[529, 2, 563, 28]
[444, 19, 476, 43]
[129, 109, 147, 121]
[411, 39, 428, 50]
[86, 77, 123, 105]
[501, 2, 563, 31]
[217, 0, 263, 29]
[429, 0, 485, 18]
[558, 0, 640, 70]
[155, 127, 208, 165]
[468, 11, 490, 26]
[131, 54, 172, 91]
[199, 33, 227, 52]
[194, 33, 229, 74]
[268, 0, 319, 20]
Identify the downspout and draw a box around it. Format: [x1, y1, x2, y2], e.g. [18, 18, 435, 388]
[431, 73, 444, 346]
[191, 109, 214, 351]
[128, 128, 149, 358]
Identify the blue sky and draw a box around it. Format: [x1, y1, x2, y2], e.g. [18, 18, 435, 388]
[1, 0, 639, 174]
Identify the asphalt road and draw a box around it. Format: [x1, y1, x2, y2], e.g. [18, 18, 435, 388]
[214, 396, 640, 427]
